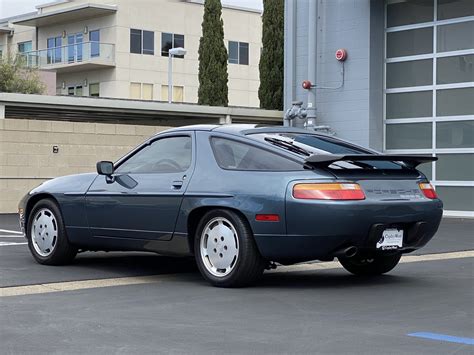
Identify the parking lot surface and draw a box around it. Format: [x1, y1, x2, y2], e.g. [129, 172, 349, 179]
[1, 214, 473, 354]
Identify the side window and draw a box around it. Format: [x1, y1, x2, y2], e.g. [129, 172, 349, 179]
[116, 136, 192, 174]
[211, 137, 302, 171]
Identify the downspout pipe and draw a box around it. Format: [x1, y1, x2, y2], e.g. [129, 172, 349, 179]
[305, 0, 318, 129]
[283, 0, 296, 125]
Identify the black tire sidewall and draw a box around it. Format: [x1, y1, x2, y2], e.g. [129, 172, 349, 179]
[339, 253, 402, 276]
[27, 199, 76, 265]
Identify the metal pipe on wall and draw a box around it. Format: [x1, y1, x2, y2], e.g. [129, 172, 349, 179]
[304, 0, 318, 128]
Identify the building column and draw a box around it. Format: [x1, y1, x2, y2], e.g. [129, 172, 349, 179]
[0, 104, 5, 119]
[219, 115, 232, 124]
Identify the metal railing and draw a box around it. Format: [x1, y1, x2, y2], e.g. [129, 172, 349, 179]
[21, 42, 115, 68]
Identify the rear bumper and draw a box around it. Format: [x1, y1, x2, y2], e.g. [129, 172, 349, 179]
[254, 199, 443, 263]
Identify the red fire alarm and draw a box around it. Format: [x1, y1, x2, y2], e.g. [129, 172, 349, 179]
[335, 48, 347, 61]
[302, 80, 312, 90]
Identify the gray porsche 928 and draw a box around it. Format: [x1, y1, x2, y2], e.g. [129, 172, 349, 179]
[19, 124, 443, 287]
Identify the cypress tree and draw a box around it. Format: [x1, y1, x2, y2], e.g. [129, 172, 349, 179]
[198, 0, 228, 106]
[258, 0, 284, 110]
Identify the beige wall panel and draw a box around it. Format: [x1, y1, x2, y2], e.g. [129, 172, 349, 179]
[0, 118, 170, 213]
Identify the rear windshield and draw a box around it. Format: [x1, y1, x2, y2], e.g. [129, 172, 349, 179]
[249, 133, 403, 170]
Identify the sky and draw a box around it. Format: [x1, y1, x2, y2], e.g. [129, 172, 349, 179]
[0, 0, 263, 19]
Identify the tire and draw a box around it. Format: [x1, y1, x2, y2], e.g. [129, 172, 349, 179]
[27, 199, 77, 265]
[338, 254, 401, 276]
[194, 209, 266, 287]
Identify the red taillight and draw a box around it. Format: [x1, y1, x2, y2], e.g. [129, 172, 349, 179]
[419, 182, 438, 199]
[255, 214, 280, 222]
[292, 183, 365, 200]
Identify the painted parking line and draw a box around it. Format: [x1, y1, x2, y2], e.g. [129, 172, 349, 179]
[0, 229, 23, 235]
[408, 332, 474, 345]
[0, 250, 472, 298]
[271, 250, 474, 273]
[0, 235, 25, 238]
[0, 275, 163, 297]
[0, 242, 28, 246]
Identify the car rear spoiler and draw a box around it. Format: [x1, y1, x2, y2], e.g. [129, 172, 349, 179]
[304, 154, 437, 169]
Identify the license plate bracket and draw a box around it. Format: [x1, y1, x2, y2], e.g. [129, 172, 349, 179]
[376, 228, 403, 250]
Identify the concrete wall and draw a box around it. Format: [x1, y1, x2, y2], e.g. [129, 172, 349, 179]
[284, 0, 384, 150]
[0, 118, 169, 213]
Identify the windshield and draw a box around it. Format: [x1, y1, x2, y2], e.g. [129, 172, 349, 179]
[250, 133, 404, 170]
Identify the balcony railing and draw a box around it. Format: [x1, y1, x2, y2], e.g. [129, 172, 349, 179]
[21, 42, 115, 69]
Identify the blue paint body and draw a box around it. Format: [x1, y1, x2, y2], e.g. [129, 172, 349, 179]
[19, 124, 443, 264]
[408, 332, 474, 345]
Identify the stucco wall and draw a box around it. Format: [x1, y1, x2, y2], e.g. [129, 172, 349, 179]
[0, 118, 169, 213]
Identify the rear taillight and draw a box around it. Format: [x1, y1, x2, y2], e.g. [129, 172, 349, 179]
[419, 182, 438, 199]
[293, 183, 365, 200]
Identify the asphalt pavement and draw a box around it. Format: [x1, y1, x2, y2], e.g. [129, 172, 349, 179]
[0, 214, 473, 354]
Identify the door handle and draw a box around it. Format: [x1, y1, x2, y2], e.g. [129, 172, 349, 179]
[172, 180, 183, 189]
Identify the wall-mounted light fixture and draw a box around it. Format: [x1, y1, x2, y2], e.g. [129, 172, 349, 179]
[83, 26, 88, 34]
[61, 81, 66, 89]
[83, 79, 88, 87]
[62, 30, 67, 38]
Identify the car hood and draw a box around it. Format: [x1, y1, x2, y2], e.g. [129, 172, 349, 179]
[29, 173, 98, 195]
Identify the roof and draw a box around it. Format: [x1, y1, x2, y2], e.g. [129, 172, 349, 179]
[11, 3, 117, 27]
[0, 93, 283, 126]
[186, 0, 261, 14]
[161, 124, 329, 136]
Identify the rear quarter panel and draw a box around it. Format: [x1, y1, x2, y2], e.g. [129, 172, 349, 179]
[174, 131, 334, 252]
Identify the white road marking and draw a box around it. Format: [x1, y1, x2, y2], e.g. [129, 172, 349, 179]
[0, 242, 28, 246]
[0, 229, 23, 235]
[0, 250, 472, 298]
[0, 235, 26, 238]
[270, 250, 474, 273]
[0, 275, 162, 297]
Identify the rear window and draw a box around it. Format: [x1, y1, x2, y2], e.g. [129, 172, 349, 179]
[250, 133, 403, 170]
[211, 137, 302, 171]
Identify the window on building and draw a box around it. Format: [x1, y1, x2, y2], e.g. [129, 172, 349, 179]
[142, 83, 153, 100]
[89, 83, 100, 97]
[130, 82, 141, 99]
[67, 85, 83, 96]
[18, 41, 32, 53]
[47, 36, 62, 63]
[161, 33, 185, 58]
[89, 30, 100, 58]
[130, 29, 154, 55]
[161, 85, 184, 102]
[228, 41, 249, 65]
[130, 82, 153, 100]
[384, 0, 474, 213]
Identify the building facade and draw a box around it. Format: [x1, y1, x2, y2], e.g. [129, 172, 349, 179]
[0, 0, 262, 107]
[284, 0, 473, 217]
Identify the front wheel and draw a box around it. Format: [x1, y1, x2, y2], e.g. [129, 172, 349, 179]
[27, 199, 77, 265]
[338, 254, 401, 276]
[194, 209, 265, 287]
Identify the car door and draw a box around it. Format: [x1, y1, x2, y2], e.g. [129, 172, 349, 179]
[85, 133, 195, 241]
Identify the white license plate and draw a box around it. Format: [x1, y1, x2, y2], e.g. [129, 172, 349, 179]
[376, 229, 403, 250]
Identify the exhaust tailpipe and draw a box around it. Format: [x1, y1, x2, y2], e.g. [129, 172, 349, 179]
[334, 246, 358, 258]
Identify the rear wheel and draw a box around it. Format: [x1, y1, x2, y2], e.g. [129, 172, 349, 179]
[194, 209, 265, 287]
[338, 254, 401, 276]
[27, 199, 77, 265]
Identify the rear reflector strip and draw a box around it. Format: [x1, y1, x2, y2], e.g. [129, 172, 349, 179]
[293, 183, 365, 200]
[419, 182, 438, 199]
[255, 214, 280, 222]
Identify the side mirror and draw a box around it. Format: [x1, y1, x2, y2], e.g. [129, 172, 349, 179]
[96, 161, 114, 176]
